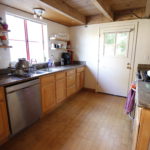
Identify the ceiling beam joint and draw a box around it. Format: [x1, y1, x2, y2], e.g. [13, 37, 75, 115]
[91, 0, 114, 21]
[145, 0, 150, 18]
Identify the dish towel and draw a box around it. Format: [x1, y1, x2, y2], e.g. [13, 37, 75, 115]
[125, 88, 136, 114]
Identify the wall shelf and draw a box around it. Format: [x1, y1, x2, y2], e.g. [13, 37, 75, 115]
[50, 38, 69, 42]
[0, 45, 12, 48]
[0, 29, 11, 33]
[0, 29, 12, 48]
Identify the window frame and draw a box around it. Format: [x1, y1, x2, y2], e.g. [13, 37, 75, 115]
[6, 13, 48, 62]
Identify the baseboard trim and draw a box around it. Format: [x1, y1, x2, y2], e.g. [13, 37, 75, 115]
[83, 88, 95, 92]
[96, 91, 127, 98]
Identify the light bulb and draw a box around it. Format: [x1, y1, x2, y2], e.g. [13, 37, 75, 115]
[39, 16, 43, 20]
[33, 14, 37, 18]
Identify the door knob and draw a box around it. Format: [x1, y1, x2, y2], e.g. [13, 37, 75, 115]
[127, 63, 130, 66]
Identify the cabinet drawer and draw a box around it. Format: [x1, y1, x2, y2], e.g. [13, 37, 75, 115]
[67, 85, 76, 97]
[67, 69, 76, 76]
[0, 87, 4, 102]
[56, 72, 66, 80]
[40, 75, 55, 85]
[67, 75, 76, 87]
[77, 67, 85, 73]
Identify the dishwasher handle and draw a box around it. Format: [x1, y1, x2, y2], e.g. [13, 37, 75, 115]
[6, 79, 40, 93]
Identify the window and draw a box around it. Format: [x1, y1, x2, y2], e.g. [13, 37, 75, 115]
[6, 14, 48, 63]
[104, 32, 129, 57]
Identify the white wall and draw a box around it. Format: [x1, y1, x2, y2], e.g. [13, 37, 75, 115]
[0, 4, 69, 69]
[70, 19, 150, 89]
[133, 19, 150, 76]
[70, 24, 100, 89]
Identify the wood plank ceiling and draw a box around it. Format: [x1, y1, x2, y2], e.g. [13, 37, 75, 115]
[0, 0, 148, 26]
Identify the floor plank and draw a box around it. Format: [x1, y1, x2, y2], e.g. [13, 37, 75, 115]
[1, 90, 132, 150]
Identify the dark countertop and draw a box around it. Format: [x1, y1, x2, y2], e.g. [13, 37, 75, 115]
[136, 80, 150, 109]
[0, 64, 85, 87]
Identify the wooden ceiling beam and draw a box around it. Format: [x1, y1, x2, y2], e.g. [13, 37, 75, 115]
[91, 0, 114, 21]
[86, 8, 145, 25]
[145, 0, 150, 18]
[40, 0, 86, 24]
[86, 14, 111, 24]
[114, 8, 145, 20]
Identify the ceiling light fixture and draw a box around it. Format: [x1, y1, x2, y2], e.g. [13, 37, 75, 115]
[33, 8, 45, 20]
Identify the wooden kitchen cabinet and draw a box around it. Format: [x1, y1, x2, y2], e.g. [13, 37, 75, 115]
[67, 69, 76, 97]
[136, 109, 150, 150]
[40, 66, 85, 113]
[76, 67, 85, 91]
[56, 72, 66, 103]
[0, 87, 10, 144]
[40, 75, 56, 113]
[132, 107, 141, 150]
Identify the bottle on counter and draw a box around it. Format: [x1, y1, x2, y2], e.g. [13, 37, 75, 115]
[48, 59, 52, 68]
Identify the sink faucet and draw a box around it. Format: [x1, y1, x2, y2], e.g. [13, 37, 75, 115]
[30, 58, 37, 65]
[51, 55, 55, 67]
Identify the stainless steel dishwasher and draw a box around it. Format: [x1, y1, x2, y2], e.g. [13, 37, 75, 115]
[6, 79, 41, 136]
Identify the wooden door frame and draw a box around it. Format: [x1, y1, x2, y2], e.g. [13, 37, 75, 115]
[96, 20, 139, 95]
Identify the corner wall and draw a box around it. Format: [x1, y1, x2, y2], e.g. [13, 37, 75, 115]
[133, 19, 150, 77]
[70, 24, 100, 89]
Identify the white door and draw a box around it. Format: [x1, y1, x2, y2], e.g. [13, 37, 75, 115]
[97, 24, 137, 97]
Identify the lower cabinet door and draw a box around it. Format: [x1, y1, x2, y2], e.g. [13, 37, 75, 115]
[67, 85, 76, 97]
[56, 78, 66, 103]
[41, 79, 56, 113]
[0, 101, 9, 144]
[136, 109, 150, 150]
[67, 75, 76, 87]
[76, 71, 84, 91]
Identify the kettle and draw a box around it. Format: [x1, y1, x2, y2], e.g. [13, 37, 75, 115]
[15, 58, 30, 71]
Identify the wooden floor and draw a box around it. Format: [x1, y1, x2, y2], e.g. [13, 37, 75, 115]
[1, 90, 132, 150]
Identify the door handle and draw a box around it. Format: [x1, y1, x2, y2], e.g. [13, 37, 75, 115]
[127, 63, 131, 69]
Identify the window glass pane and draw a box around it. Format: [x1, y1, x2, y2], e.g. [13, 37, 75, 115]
[27, 21, 48, 63]
[104, 33, 116, 56]
[6, 15, 25, 40]
[116, 32, 129, 57]
[9, 40, 27, 62]
[29, 42, 44, 63]
[27, 21, 43, 42]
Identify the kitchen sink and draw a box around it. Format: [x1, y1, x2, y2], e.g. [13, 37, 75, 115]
[40, 68, 62, 72]
[34, 70, 49, 75]
[33, 68, 60, 75]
